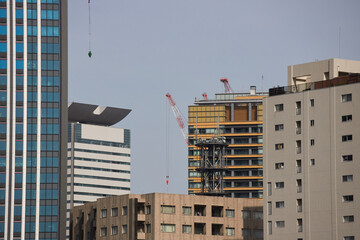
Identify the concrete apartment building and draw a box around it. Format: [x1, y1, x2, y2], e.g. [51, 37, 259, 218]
[188, 86, 267, 198]
[263, 59, 360, 240]
[70, 193, 263, 240]
[66, 102, 131, 238]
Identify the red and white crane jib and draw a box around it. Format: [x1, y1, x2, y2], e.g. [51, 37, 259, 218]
[165, 93, 189, 145]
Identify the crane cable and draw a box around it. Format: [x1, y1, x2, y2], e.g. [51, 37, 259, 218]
[88, 0, 92, 58]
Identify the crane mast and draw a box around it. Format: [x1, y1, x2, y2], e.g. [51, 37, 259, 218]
[220, 78, 233, 93]
[165, 93, 189, 145]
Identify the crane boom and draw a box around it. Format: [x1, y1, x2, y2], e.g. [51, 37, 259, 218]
[166, 93, 189, 145]
[220, 78, 233, 93]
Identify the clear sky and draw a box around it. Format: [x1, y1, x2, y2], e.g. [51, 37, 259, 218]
[68, 0, 360, 195]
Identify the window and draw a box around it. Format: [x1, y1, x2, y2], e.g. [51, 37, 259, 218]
[297, 199, 303, 212]
[275, 201, 285, 208]
[182, 225, 192, 234]
[268, 221, 272, 235]
[275, 162, 284, 169]
[111, 226, 118, 235]
[296, 101, 301, 115]
[275, 143, 284, 150]
[182, 206, 191, 215]
[275, 221, 285, 228]
[226, 227, 235, 236]
[275, 104, 284, 112]
[296, 179, 302, 193]
[275, 124, 284, 131]
[242, 210, 251, 219]
[343, 195, 353, 202]
[297, 218, 303, 232]
[267, 182, 272, 196]
[101, 209, 107, 218]
[343, 215, 354, 223]
[342, 175, 353, 182]
[194, 205, 206, 216]
[342, 155, 353, 162]
[344, 237, 355, 240]
[242, 228, 251, 237]
[122, 225, 127, 234]
[296, 140, 301, 154]
[296, 121, 301, 134]
[254, 229, 263, 238]
[310, 139, 315, 146]
[161, 205, 175, 214]
[267, 201, 272, 215]
[341, 93, 352, 102]
[161, 224, 175, 233]
[310, 159, 315, 166]
[342, 115, 352, 122]
[342, 135, 352, 142]
[146, 205, 151, 214]
[111, 208, 118, 217]
[254, 211, 263, 219]
[310, 120, 315, 126]
[146, 224, 151, 233]
[296, 159, 302, 173]
[225, 209, 235, 218]
[275, 182, 284, 189]
[310, 99, 314, 107]
[100, 227, 107, 236]
[122, 206, 127, 216]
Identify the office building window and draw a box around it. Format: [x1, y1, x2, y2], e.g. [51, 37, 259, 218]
[296, 101, 301, 115]
[111, 226, 118, 235]
[275, 143, 284, 150]
[112, 208, 118, 217]
[161, 205, 175, 214]
[275, 182, 284, 189]
[182, 206, 191, 215]
[310, 99, 314, 107]
[342, 135, 352, 142]
[146, 205, 151, 214]
[182, 225, 192, 234]
[122, 206, 128, 216]
[297, 218, 303, 232]
[161, 224, 175, 233]
[268, 221, 272, 235]
[342, 175, 353, 182]
[310, 120, 315, 126]
[342, 155, 353, 162]
[344, 237, 355, 240]
[275, 104, 284, 112]
[296, 179, 302, 193]
[275, 221, 285, 228]
[275, 162, 284, 169]
[101, 227, 107, 236]
[296, 140, 301, 154]
[343, 215, 354, 223]
[225, 209, 235, 218]
[343, 195, 354, 202]
[310, 139, 315, 146]
[275, 124, 284, 131]
[342, 115, 352, 122]
[310, 159, 315, 166]
[341, 93, 352, 102]
[275, 201, 285, 208]
[226, 227, 235, 236]
[122, 225, 127, 234]
[296, 159, 302, 173]
[101, 209, 107, 218]
[146, 224, 151, 233]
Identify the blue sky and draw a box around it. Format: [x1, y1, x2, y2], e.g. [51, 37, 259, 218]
[68, 0, 360, 194]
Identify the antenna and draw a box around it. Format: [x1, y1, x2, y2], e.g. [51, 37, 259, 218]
[261, 75, 264, 93]
[338, 26, 341, 58]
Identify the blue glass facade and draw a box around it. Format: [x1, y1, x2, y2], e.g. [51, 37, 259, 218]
[0, 0, 67, 240]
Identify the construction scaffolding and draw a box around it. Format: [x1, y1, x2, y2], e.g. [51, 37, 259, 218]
[195, 137, 228, 196]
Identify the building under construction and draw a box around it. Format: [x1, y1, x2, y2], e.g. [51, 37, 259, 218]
[188, 85, 267, 198]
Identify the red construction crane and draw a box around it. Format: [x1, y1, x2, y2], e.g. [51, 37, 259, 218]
[165, 93, 188, 145]
[202, 93, 208, 100]
[220, 78, 233, 93]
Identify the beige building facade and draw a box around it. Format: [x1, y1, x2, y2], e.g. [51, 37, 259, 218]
[70, 193, 263, 240]
[263, 59, 360, 240]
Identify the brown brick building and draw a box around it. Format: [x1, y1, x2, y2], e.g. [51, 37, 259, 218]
[70, 193, 263, 240]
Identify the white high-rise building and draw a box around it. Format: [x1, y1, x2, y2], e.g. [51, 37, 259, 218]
[66, 102, 131, 238]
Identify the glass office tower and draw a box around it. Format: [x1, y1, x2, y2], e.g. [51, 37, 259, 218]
[0, 0, 67, 239]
